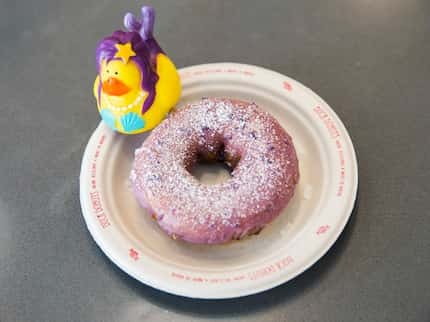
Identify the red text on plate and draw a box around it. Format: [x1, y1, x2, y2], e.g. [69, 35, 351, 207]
[316, 225, 330, 235]
[283, 81, 292, 91]
[129, 248, 139, 261]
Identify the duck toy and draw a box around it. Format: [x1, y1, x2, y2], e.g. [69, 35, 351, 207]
[93, 6, 181, 134]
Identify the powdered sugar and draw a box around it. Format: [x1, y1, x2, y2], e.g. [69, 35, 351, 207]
[130, 98, 299, 244]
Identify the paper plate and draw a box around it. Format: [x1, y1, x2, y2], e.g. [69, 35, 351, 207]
[80, 63, 358, 299]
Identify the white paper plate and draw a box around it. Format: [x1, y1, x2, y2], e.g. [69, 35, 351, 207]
[80, 63, 358, 299]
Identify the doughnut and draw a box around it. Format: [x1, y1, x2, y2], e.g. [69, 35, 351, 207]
[130, 98, 299, 244]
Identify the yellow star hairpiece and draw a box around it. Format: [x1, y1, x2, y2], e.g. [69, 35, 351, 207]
[114, 42, 136, 63]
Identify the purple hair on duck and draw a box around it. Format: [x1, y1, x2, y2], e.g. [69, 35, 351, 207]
[95, 6, 163, 114]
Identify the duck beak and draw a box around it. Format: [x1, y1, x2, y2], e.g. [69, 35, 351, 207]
[102, 77, 130, 96]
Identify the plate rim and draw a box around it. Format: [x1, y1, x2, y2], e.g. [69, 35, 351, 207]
[80, 62, 358, 299]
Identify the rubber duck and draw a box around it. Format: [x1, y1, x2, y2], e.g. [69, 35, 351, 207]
[93, 6, 181, 134]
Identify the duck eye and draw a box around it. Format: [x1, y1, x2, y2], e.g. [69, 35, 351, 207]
[107, 69, 110, 73]
[114, 71, 118, 75]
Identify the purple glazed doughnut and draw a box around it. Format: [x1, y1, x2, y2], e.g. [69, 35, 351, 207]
[130, 98, 299, 244]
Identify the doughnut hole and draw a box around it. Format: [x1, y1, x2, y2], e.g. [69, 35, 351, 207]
[187, 129, 241, 185]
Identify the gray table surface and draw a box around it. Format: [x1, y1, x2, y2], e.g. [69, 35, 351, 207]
[1, 0, 429, 321]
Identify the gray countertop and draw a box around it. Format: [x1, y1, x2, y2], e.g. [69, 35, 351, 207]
[1, 0, 429, 321]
